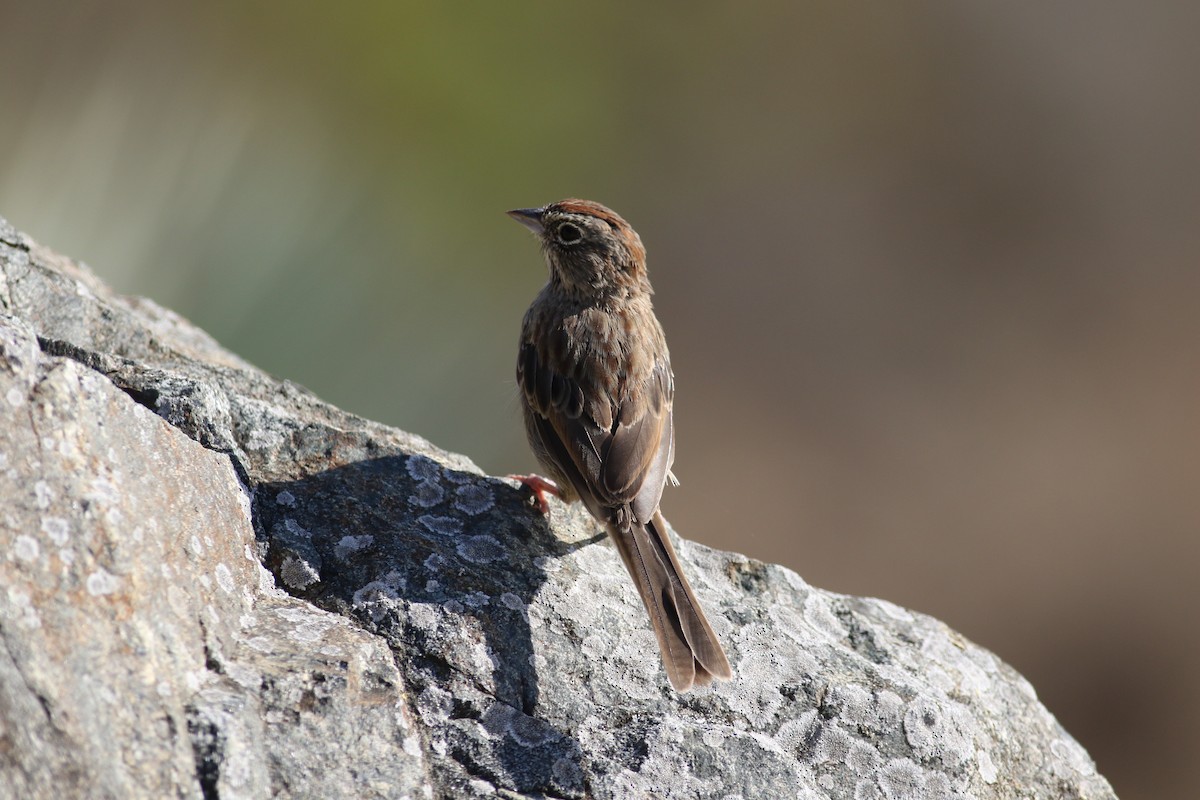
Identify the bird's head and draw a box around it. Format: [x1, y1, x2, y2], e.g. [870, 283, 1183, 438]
[508, 199, 649, 299]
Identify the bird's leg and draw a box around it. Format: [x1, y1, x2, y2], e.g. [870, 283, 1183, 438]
[507, 474, 561, 515]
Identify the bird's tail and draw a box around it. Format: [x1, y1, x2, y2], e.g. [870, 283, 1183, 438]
[608, 512, 733, 691]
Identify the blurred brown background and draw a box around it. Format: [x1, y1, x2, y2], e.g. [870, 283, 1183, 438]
[2, 3, 1196, 797]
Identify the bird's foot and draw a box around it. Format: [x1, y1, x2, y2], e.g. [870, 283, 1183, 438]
[507, 474, 561, 515]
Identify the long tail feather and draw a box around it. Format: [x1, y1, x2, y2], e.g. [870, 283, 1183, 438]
[608, 514, 732, 691]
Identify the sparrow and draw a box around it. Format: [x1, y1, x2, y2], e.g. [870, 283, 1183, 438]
[508, 199, 733, 692]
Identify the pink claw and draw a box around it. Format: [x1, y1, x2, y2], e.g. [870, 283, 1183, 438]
[507, 474, 561, 515]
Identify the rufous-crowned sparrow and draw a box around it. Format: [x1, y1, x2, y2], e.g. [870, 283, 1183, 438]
[508, 199, 732, 692]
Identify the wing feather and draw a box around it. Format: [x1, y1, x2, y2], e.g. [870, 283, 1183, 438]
[519, 338, 674, 522]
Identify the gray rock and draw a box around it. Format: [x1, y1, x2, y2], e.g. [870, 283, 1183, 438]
[0, 217, 1117, 799]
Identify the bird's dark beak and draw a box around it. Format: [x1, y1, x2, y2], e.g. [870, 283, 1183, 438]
[507, 207, 546, 235]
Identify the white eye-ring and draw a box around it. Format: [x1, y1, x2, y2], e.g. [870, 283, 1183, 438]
[556, 222, 583, 245]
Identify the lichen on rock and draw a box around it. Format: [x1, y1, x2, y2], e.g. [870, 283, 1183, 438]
[0, 217, 1117, 799]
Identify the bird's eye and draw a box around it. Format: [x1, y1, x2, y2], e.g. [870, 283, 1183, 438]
[556, 223, 583, 245]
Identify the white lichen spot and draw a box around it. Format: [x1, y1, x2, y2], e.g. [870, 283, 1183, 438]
[854, 779, 883, 800]
[775, 715, 817, 757]
[34, 481, 53, 510]
[189, 535, 204, 556]
[280, 554, 319, 590]
[526, 603, 545, 631]
[875, 690, 906, 726]
[415, 685, 453, 725]
[812, 723, 854, 765]
[245, 636, 277, 654]
[581, 634, 606, 660]
[290, 617, 334, 644]
[418, 515, 461, 536]
[479, 703, 516, 740]
[59, 548, 74, 566]
[453, 483, 494, 515]
[923, 772, 953, 798]
[184, 670, 204, 692]
[803, 593, 847, 641]
[334, 535, 374, 560]
[214, 563, 234, 594]
[405, 455, 441, 482]
[442, 599, 464, 613]
[455, 535, 506, 564]
[508, 714, 552, 748]
[462, 591, 490, 608]
[847, 741, 883, 775]
[86, 568, 121, 596]
[500, 592, 528, 620]
[878, 759, 924, 800]
[424, 553, 448, 572]
[283, 518, 312, 539]
[903, 695, 975, 768]
[14, 534, 39, 562]
[443, 469, 473, 485]
[824, 683, 873, 727]
[157, 681, 174, 698]
[275, 490, 296, 507]
[6, 589, 41, 629]
[131, 526, 144, 543]
[101, 506, 123, 529]
[701, 729, 727, 748]
[410, 479, 445, 509]
[350, 578, 398, 604]
[353, 572, 406, 605]
[977, 749, 998, 784]
[6, 387, 24, 407]
[425, 579, 440, 593]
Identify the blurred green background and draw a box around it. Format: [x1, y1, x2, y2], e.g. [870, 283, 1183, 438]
[3, 2, 1197, 797]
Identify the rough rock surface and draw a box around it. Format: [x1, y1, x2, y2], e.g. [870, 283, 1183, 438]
[0, 216, 1116, 800]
